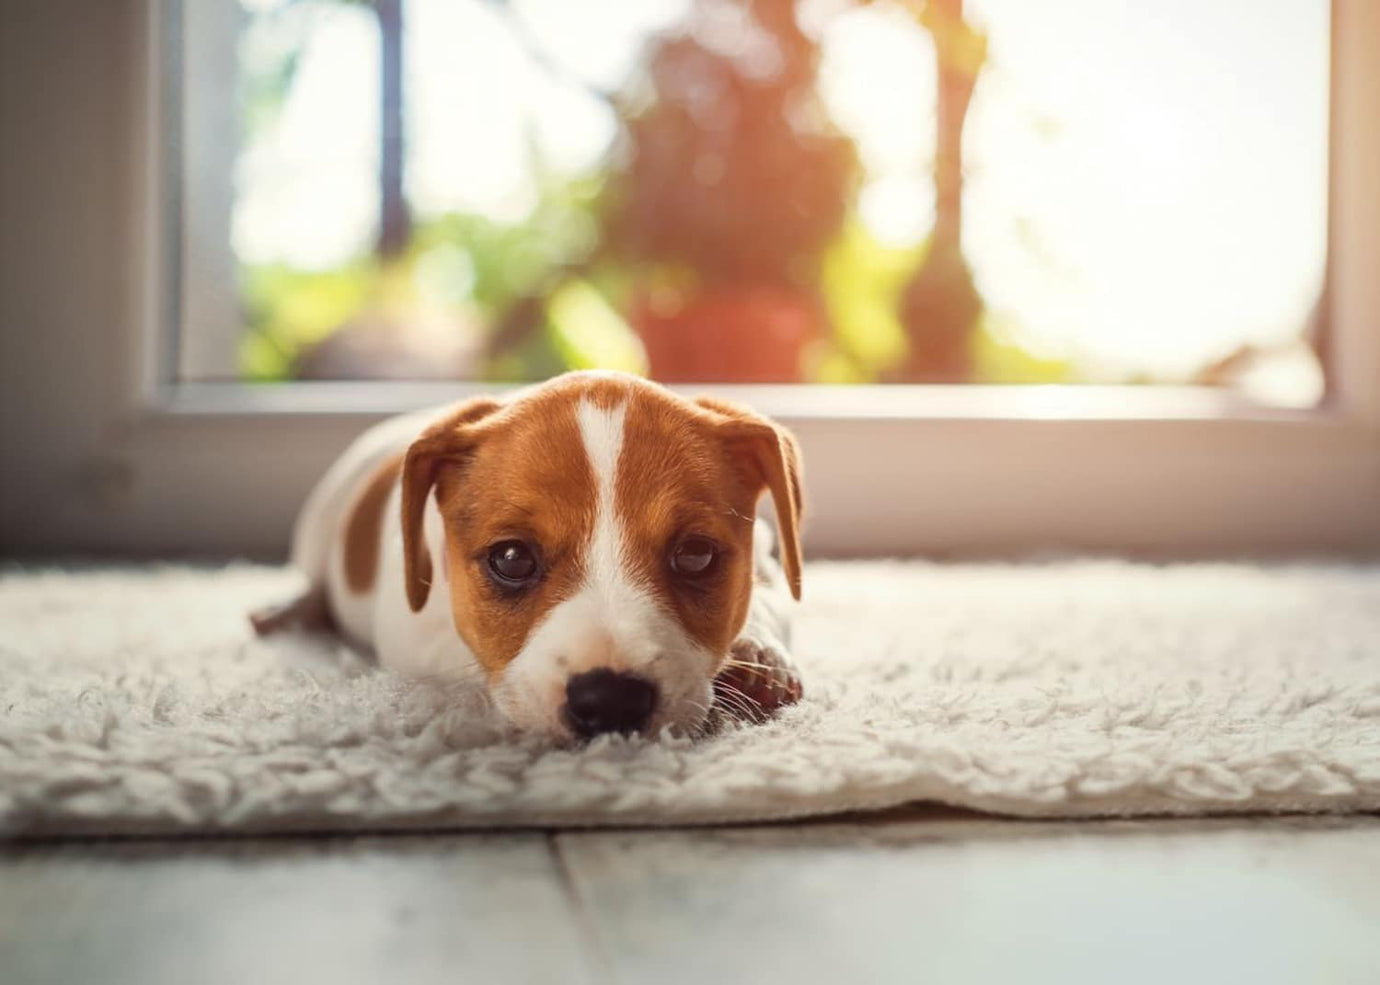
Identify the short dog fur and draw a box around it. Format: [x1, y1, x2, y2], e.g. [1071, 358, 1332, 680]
[256, 371, 803, 741]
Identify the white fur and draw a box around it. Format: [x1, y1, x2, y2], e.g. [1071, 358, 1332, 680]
[494, 398, 716, 738]
[578, 397, 626, 592]
[297, 405, 484, 683]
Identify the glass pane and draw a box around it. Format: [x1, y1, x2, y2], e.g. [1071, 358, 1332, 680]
[183, 0, 1329, 404]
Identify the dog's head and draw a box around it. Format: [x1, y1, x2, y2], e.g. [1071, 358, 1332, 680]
[401, 372, 803, 741]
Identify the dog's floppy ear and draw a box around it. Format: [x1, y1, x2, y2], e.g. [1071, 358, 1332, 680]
[694, 397, 805, 601]
[401, 396, 502, 612]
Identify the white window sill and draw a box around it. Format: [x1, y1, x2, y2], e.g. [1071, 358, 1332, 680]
[155, 381, 1325, 425]
[88, 381, 1374, 562]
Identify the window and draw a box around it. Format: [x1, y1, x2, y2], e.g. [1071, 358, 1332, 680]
[181, 0, 1328, 407]
[1, 0, 1376, 560]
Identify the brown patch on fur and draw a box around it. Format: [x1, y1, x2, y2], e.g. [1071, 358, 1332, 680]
[343, 453, 403, 593]
[609, 386, 762, 661]
[430, 385, 599, 676]
[401, 396, 503, 612]
[399, 373, 804, 680]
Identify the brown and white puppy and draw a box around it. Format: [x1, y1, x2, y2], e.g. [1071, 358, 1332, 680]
[257, 371, 803, 742]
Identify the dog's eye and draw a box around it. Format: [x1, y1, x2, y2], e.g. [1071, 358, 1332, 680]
[670, 537, 718, 577]
[487, 541, 539, 586]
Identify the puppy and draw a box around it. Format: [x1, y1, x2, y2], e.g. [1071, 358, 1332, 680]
[253, 371, 804, 741]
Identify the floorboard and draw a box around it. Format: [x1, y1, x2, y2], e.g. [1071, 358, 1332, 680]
[5, 816, 1379, 985]
[555, 814, 1380, 985]
[0, 834, 600, 985]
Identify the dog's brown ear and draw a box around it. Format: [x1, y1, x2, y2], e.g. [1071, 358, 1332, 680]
[401, 397, 502, 612]
[695, 397, 805, 601]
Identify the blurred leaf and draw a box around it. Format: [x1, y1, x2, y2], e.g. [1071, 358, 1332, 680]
[547, 280, 647, 374]
[971, 313, 1074, 384]
[239, 261, 374, 379]
[820, 219, 918, 379]
[239, 330, 292, 382]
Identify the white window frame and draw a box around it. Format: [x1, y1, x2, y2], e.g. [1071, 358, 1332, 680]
[1, 0, 1377, 559]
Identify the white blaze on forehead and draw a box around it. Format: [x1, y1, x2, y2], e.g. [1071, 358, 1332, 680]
[576, 397, 630, 587]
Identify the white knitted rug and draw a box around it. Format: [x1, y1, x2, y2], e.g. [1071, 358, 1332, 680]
[2, 561, 1379, 836]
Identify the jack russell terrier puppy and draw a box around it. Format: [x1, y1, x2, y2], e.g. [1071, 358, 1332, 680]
[253, 371, 804, 742]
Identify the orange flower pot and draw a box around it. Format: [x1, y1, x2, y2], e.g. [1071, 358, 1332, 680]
[631, 287, 820, 384]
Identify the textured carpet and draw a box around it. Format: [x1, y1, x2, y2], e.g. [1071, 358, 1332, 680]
[2, 561, 1379, 836]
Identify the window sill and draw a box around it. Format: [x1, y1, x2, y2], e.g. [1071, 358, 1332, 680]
[68, 381, 1369, 562]
[155, 381, 1326, 425]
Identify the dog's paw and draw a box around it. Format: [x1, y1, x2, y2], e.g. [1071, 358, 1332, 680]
[712, 638, 804, 725]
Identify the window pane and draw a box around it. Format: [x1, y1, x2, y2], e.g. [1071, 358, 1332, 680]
[181, 0, 1328, 403]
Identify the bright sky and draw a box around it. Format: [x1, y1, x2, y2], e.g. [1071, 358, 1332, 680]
[233, 0, 1328, 380]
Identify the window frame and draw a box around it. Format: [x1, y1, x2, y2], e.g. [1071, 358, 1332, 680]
[1, 0, 1377, 560]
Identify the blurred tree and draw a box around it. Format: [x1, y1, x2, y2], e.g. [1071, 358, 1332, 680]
[239, 0, 1000, 386]
[891, 0, 986, 382]
[610, 1, 855, 286]
[606, 0, 859, 380]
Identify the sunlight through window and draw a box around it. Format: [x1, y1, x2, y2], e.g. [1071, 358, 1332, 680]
[193, 0, 1327, 404]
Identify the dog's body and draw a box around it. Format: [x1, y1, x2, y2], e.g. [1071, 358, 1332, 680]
[267, 372, 802, 741]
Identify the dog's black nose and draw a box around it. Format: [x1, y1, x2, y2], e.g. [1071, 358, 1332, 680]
[563, 669, 657, 738]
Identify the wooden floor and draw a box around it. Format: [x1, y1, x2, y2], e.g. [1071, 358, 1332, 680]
[3, 811, 1379, 985]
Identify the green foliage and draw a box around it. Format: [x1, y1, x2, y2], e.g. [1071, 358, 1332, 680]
[240, 196, 1082, 385]
[819, 220, 919, 381]
[232, 1, 1077, 386]
[485, 331, 571, 384]
[547, 280, 646, 375]
[239, 174, 606, 381]
[240, 260, 373, 381]
[971, 313, 1075, 384]
[817, 218, 1077, 385]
